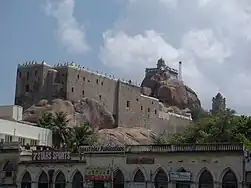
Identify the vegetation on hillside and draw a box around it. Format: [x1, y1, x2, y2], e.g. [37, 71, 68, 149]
[38, 112, 99, 151]
[156, 108, 251, 149]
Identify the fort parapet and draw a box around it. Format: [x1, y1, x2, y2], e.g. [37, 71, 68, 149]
[15, 59, 190, 134]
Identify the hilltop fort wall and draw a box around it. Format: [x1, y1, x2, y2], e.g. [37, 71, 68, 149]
[15, 61, 191, 134]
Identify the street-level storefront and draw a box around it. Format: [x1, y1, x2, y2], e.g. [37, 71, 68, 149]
[16, 143, 244, 188]
[85, 167, 113, 188]
[169, 171, 191, 188]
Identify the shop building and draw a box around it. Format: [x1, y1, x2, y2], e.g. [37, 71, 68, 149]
[15, 143, 245, 188]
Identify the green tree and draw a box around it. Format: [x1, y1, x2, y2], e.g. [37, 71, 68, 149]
[154, 132, 169, 145]
[38, 112, 72, 149]
[70, 125, 93, 152]
[170, 108, 251, 148]
[38, 112, 54, 128]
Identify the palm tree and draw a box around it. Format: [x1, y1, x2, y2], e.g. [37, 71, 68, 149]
[70, 125, 93, 152]
[38, 112, 54, 129]
[52, 112, 72, 148]
[38, 111, 72, 149]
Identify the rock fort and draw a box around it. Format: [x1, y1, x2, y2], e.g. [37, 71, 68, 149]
[15, 58, 200, 134]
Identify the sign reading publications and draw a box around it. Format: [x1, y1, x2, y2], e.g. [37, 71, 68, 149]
[80, 146, 125, 153]
[32, 150, 71, 161]
[169, 172, 191, 182]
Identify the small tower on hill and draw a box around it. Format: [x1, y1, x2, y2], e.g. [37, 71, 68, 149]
[211, 92, 226, 114]
[157, 58, 166, 70]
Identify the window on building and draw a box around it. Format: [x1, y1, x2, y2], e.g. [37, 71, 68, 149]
[141, 106, 143, 110]
[101, 82, 104, 86]
[72, 87, 74, 92]
[27, 72, 30, 80]
[77, 74, 79, 79]
[18, 71, 22, 78]
[96, 79, 99, 84]
[5, 135, 12, 142]
[82, 90, 85, 96]
[152, 101, 154, 104]
[88, 80, 90, 82]
[126, 101, 130, 107]
[155, 109, 157, 114]
[3, 161, 14, 177]
[18, 137, 25, 145]
[30, 139, 38, 145]
[83, 77, 85, 81]
[148, 108, 150, 112]
[34, 70, 38, 76]
[136, 98, 139, 102]
[25, 84, 30, 92]
[99, 95, 102, 100]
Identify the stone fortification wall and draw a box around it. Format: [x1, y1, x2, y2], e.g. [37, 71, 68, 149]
[65, 66, 118, 115]
[156, 111, 192, 134]
[117, 81, 160, 128]
[15, 61, 191, 134]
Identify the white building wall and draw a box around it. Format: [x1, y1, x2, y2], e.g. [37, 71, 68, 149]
[15, 146, 244, 188]
[0, 105, 23, 121]
[0, 119, 52, 146]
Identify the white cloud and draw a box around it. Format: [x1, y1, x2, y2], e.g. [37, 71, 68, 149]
[100, 0, 251, 114]
[100, 30, 179, 78]
[44, 0, 90, 54]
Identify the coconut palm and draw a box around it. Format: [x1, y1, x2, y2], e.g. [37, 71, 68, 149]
[70, 125, 93, 152]
[38, 111, 71, 149]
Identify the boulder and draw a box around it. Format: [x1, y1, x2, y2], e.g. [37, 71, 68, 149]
[23, 98, 116, 129]
[74, 98, 116, 129]
[23, 99, 75, 126]
[97, 127, 157, 145]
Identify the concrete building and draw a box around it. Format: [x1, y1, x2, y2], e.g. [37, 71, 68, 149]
[16, 143, 245, 188]
[0, 143, 51, 187]
[0, 105, 52, 146]
[14, 59, 191, 134]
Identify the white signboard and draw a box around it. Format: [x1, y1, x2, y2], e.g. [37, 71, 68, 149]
[32, 150, 71, 161]
[128, 182, 146, 188]
[169, 172, 191, 181]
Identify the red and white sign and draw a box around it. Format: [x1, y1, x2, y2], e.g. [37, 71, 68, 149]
[87, 175, 111, 181]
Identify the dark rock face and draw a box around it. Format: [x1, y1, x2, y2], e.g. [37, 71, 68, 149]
[141, 71, 201, 111]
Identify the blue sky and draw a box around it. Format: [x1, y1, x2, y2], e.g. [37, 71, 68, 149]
[0, 0, 123, 105]
[1, 0, 251, 114]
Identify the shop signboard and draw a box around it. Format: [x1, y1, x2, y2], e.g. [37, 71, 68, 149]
[32, 150, 71, 161]
[169, 172, 191, 182]
[86, 167, 112, 181]
[80, 146, 125, 153]
[126, 157, 154, 164]
[127, 182, 146, 188]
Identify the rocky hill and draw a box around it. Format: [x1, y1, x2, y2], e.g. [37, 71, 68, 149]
[141, 70, 201, 112]
[23, 98, 157, 145]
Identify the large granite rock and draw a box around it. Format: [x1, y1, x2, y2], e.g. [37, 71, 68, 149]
[74, 98, 116, 129]
[141, 71, 201, 111]
[23, 99, 75, 126]
[97, 127, 157, 145]
[23, 98, 157, 145]
[23, 98, 116, 129]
